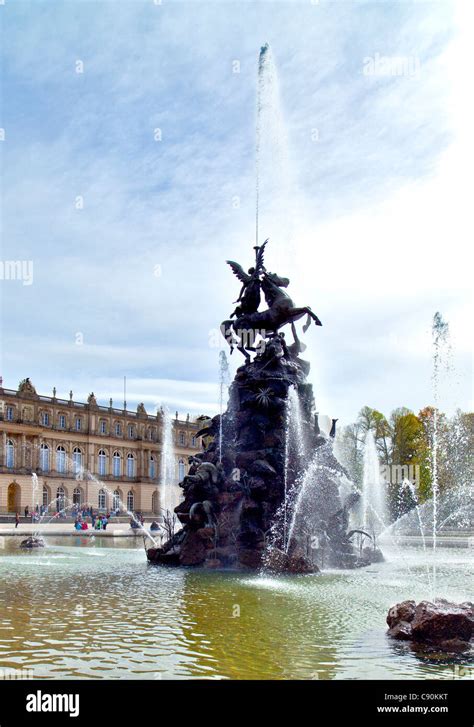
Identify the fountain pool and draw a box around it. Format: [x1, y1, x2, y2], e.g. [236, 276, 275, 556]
[0, 537, 471, 680]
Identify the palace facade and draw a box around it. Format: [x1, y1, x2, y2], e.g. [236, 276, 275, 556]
[0, 378, 206, 515]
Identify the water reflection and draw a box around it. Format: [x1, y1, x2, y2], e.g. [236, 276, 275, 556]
[0, 538, 471, 679]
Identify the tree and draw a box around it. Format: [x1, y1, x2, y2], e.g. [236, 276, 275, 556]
[356, 406, 391, 464]
[337, 422, 364, 488]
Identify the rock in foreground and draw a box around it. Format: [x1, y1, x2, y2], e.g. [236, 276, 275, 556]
[387, 599, 473, 650]
[264, 546, 319, 574]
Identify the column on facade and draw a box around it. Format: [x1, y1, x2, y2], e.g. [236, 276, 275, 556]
[31, 436, 39, 470]
[88, 442, 95, 478]
[21, 434, 27, 468]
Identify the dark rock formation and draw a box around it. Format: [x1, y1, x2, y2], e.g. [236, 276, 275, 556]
[387, 599, 474, 651]
[264, 546, 319, 574]
[20, 537, 44, 549]
[147, 242, 367, 571]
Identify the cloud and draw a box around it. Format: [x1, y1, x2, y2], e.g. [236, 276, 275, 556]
[1, 0, 471, 424]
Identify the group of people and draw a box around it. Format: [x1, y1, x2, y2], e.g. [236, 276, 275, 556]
[14, 505, 152, 534]
[74, 511, 110, 531]
[74, 519, 89, 531]
[23, 505, 42, 522]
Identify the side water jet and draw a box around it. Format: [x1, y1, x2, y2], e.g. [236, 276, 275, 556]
[386, 313, 474, 651]
[160, 405, 177, 517]
[431, 311, 450, 595]
[282, 386, 309, 549]
[218, 350, 230, 463]
[361, 430, 387, 542]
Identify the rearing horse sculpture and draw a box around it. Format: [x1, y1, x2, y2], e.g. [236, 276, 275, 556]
[221, 242, 322, 359]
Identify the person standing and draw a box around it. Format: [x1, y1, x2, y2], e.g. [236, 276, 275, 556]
[15, 512, 20, 528]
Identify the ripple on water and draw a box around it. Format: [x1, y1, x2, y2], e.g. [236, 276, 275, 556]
[0, 538, 472, 679]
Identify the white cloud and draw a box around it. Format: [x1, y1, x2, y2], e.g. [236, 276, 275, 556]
[1, 0, 471, 424]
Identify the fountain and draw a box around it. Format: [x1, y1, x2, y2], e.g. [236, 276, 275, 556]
[431, 311, 450, 592]
[147, 240, 373, 571]
[16, 444, 161, 549]
[160, 405, 178, 517]
[361, 430, 387, 533]
[20, 473, 45, 549]
[218, 350, 230, 463]
[146, 43, 380, 571]
[385, 313, 473, 652]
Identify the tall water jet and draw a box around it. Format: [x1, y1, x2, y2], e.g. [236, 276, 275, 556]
[431, 311, 450, 593]
[255, 43, 297, 269]
[160, 406, 177, 516]
[31, 472, 39, 513]
[361, 429, 387, 538]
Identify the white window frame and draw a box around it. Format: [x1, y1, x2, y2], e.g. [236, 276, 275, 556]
[113, 451, 121, 477]
[112, 490, 120, 511]
[98, 449, 107, 476]
[56, 446, 66, 474]
[126, 453, 135, 478]
[40, 443, 50, 472]
[72, 447, 83, 475]
[6, 439, 14, 468]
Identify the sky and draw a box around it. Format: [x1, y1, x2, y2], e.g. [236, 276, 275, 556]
[0, 0, 472, 426]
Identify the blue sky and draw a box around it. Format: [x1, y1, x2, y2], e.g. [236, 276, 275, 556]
[0, 0, 472, 424]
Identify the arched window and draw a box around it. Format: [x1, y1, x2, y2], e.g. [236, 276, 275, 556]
[98, 489, 106, 509]
[56, 446, 66, 474]
[98, 449, 107, 476]
[126, 453, 135, 478]
[149, 455, 156, 479]
[72, 447, 83, 475]
[6, 440, 14, 468]
[178, 458, 186, 482]
[73, 487, 82, 506]
[113, 451, 121, 477]
[152, 490, 159, 515]
[112, 490, 121, 511]
[127, 490, 134, 511]
[42, 485, 49, 508]
[40, 444, 50, 472]
[56, 486, 66, 512]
